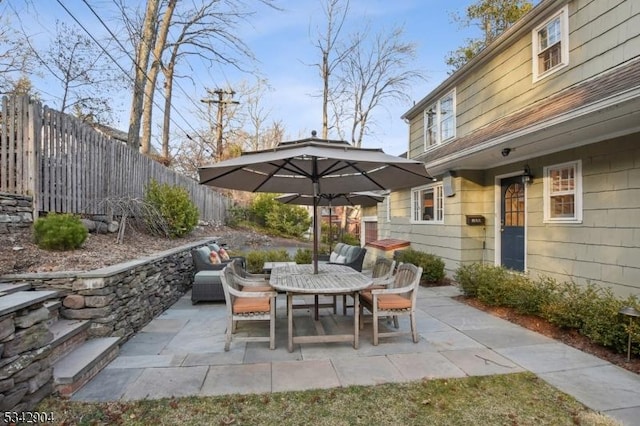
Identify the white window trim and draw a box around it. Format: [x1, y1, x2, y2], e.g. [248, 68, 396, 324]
[423, 89, 456, 151]
[411, 182, 444, 224]
[532, 5, 569, 83]
[543, 160, 583, 223]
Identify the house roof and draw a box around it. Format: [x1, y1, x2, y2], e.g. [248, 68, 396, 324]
[416, 57, 640, 168]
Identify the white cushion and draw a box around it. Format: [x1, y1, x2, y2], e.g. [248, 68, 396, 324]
[329, 252, 339, 262]
[335, 255, 346, 264]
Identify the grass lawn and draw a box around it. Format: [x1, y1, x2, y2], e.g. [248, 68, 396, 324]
[37, 372, 619, 425]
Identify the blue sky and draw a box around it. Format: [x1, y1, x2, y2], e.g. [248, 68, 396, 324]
[9, 0, 481, 156]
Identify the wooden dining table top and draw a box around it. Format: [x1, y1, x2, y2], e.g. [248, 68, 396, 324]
[269, 263, 372, 294]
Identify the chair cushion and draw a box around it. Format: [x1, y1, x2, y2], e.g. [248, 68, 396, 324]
[329, 252, 339, 262]
[343, 246, 358, 263]
[233, 297, 271, 314]
[241, 285, 272, 292]
[335, 254, 346, 264]
[361, 292, 411, 310]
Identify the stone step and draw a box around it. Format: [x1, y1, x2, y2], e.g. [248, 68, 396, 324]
[0, 290, 59, 317]
[53, 337, 121, 397]
[44, 300, 62, 326]
[0, 282, 32, 296]
[48, 319, 91, 365]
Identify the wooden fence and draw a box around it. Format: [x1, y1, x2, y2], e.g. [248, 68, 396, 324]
[0, 95, 229, 222]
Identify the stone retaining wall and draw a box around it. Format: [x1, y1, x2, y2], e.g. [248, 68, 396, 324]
[0, 192, 33, 233]
[0, 239, 211, 413]
[1, 239, 212, 340]
[0, 293, 56, 415]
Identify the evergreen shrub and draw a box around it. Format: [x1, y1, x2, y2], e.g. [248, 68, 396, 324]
[33, 213, 88, 250]
[144, 179, 199, 238]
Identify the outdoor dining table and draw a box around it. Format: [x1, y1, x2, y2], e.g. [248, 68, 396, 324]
[269, 263, 373, 352]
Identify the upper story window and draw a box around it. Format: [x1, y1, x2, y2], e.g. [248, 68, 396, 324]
[424, 89, 456, 150]
[411, 183, 444, 223]
[543, 160, 582, 223]
[532, 5, 569, 82]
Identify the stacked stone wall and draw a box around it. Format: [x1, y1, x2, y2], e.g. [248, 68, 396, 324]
[0, 192, 33, 234]
[0, 239, 210, 412]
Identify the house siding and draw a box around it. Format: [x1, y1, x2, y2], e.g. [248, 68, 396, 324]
[526, 134, 640, 296]
[407, 0, 640, 161]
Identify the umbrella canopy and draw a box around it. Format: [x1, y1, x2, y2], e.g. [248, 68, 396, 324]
[276, 192, 385, 253]
[198, 136, 432, 273]
[275, 192, 384, 207]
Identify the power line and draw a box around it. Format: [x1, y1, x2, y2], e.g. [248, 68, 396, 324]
[54, 0, 208, 146]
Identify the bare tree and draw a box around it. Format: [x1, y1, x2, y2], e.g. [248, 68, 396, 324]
[127, 0, 160, 150]
[25, 21, 119, 123]
[446, 0, 533, 71]
[140, 0, 177, 155]
[0, 16, 31, 93]
[336, 26, 424, 147]
[311, 0, 356, 139]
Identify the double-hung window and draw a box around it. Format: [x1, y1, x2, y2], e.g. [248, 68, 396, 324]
[412, 183, 444, 223]
[532, 6, 569, 82]
[423, 89, 456, 150]
[543, 160, 582, 223]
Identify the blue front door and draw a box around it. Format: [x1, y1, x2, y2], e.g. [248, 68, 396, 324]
[500, 176, 525, 272]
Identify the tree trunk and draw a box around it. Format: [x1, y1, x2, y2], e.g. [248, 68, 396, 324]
[141, 0, 177, 155]
[127, 0, 160, 150]
[161, 62, 175, 160]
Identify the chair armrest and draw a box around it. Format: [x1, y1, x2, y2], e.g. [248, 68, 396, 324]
[235, 275, 269, 287]
[371, 285, 415, 296]
[228, 285, 277, 298]
[371, 276, 394, 287]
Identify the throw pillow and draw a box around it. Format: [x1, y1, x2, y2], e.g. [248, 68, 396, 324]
[209, 250, 221, 264]
[335, 255, 346, 264]
[329, 252, 338, 262]
[218, 247, 230, 261]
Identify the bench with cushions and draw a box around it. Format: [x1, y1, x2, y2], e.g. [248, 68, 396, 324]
[327, 242, 367, 272]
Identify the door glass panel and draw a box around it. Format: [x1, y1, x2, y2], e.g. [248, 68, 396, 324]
[504, 183, 525, 226]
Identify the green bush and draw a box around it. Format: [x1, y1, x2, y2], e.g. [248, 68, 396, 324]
[294, 248, 312, 264]
[340, 233, 360, 246]
[455, 262, 640, 356]
[249, 193, 278, 227]
[265, 202, 311, 238]
[244, 249, 291, 274]
[33, 213, 88, 250]
[578, 286, 628, 350]
[395, 248, 445, 284]
[144, 179, 199, 238]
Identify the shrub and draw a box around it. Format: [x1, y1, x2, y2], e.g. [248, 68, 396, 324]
[244, 249, 291, 273]
[249, 193, 278, 227]
[339, 233, 360, 246]
[144, 179, 199, 238]
[265, 202, 311, 238]
[33, 213, 88, 250]
[395, 248, 445, 284]
[578, 286, 628, 350]
[540, 281, 589, 329]
[294, 248, 312, 264]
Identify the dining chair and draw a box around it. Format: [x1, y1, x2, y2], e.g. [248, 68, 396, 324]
[229, 258, 269, 282]
[342, 257, 397, 314]
[359, 263, 422, 345]
[220, 266, 277, 351]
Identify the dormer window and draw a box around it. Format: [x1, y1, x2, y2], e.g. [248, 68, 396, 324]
[423, 89, 456, 150]
[532, 5, 569, 82]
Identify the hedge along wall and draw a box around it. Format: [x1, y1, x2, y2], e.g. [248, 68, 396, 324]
[0, 238, 214, 340]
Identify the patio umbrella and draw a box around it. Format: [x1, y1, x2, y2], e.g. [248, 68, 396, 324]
[276, 192, 384, 253]
[198, 135, 432, 273]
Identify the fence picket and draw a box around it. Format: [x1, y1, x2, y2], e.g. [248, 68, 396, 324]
[0, 95, 229, 222]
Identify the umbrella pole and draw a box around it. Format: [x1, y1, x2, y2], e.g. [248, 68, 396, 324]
[328, 204, 332, 253]
[313, 184, 319, 274]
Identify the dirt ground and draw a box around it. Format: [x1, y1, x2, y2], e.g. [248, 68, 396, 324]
[1, 225, 638, 375]
[0, 224, 309, 275]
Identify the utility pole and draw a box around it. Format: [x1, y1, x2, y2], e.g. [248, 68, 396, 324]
[201, 89, 239, 160]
